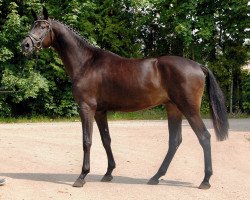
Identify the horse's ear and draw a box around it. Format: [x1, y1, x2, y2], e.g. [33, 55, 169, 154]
[43, 6, 49, 20]
[31, 9, 38, 21]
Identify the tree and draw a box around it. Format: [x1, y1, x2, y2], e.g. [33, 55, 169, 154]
[242, 70, 250, 114]
[0, 0, 142, 117]
[0, 0, 249, 117]
[137, 0, 250, 113]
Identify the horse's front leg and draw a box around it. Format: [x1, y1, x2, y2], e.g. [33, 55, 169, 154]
[73, 103, 95, 187]
[95, 111, 116, 182]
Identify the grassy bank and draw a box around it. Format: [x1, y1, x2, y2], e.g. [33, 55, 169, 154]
[0, 109, 249, 123]
[0, 109, 166, 123]
[108, 109, 167, 120]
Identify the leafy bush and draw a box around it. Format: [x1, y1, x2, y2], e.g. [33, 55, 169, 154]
[0, 0, 249, 118]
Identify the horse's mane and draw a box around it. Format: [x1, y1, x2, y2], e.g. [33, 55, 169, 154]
[50, 18, 122, 59]
[51, 18, 97, 49]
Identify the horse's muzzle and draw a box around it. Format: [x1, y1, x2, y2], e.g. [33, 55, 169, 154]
[21, 37, 34, 55]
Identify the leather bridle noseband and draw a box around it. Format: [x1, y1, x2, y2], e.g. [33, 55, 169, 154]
[28, 19, 52, 51]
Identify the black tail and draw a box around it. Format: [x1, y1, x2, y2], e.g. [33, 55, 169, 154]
[202, 66, 229, 141]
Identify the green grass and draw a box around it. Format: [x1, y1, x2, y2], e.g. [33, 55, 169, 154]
[108, 109, 167, 120]
[0, 116, 81, 123]
[228, 112, 250, 119]
[0, 109, 249, 123]
[0, 109, 166, 123]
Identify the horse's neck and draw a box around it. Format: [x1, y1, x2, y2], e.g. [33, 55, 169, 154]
[51, 21, 94, 80]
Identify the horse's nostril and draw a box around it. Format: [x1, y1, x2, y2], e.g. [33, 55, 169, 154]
[21, 38, 32, 53]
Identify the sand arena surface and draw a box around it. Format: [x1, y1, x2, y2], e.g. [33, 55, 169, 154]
[0, 119, 249, 200]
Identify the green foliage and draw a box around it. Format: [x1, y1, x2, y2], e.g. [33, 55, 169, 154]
[0, 0, 249, 118]
[0, 0, 142, 117]
[137, 0, 249, 113]
[242, 71, 250, 113]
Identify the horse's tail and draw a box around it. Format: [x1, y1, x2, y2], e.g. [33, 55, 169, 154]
[201, 66, 229, 141]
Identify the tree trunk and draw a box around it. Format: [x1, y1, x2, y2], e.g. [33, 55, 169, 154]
[230, 69, 233, 114]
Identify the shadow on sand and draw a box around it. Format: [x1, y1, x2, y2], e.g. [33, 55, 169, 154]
[0, 172, 196, 188]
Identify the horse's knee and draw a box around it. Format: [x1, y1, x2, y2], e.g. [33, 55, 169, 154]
[170, 136, 182, 150]
[83, 141, 92, 151]
[197, 129, 210, 143]
[102, 135, 111, 146]
[177, 136, 182, 147]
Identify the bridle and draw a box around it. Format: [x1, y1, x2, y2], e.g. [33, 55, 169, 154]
[28, 19, 52, 51]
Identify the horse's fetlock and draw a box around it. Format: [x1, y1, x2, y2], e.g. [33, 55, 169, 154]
[158, 169, 166, 177]
[111, 163, 116, 169]
[108, 164, 116, 172]
[206, 168, 213, 176]
[82, 165, 90, 173]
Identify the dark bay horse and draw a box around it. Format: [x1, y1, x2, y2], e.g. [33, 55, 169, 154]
[21, 8, 229, 189]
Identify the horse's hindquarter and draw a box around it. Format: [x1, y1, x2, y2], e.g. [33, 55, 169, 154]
[158, 56, 206, 108]
[96, 57, 169, 112]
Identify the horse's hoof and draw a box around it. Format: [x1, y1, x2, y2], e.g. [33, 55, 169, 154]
[198, 182, 211, 190]
[73, 178, 86, 187]
[0, 178, 6, 186]
[101, 175, 113, 182]
[147, 178, 159, 185]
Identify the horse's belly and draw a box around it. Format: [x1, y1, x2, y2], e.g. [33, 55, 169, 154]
[97, 89, 169, 112]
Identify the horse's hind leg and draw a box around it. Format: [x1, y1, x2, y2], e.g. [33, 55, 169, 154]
[185, 113, 212, 189]
[95, 111, 116, 182]
[148, 103, 182, 185]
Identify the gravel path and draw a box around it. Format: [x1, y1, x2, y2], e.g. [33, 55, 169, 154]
[0, 119, 249, 200]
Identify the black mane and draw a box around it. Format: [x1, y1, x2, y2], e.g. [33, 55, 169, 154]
[51, 19, 96, 49]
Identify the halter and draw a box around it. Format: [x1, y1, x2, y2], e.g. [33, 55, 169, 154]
[28, 19, 52, 51]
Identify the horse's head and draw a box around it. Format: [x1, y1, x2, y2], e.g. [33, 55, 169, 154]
[22, 7, 54, 54]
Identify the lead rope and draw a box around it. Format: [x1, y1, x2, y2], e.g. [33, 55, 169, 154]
[0, 53, 38, 94]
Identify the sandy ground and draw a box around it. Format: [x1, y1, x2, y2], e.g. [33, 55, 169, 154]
[0, 119, 249, 200]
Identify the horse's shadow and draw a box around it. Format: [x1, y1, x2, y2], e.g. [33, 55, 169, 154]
[0, 172, 195, 188]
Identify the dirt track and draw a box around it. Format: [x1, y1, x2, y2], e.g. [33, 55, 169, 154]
[0, 119, 249, 200]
